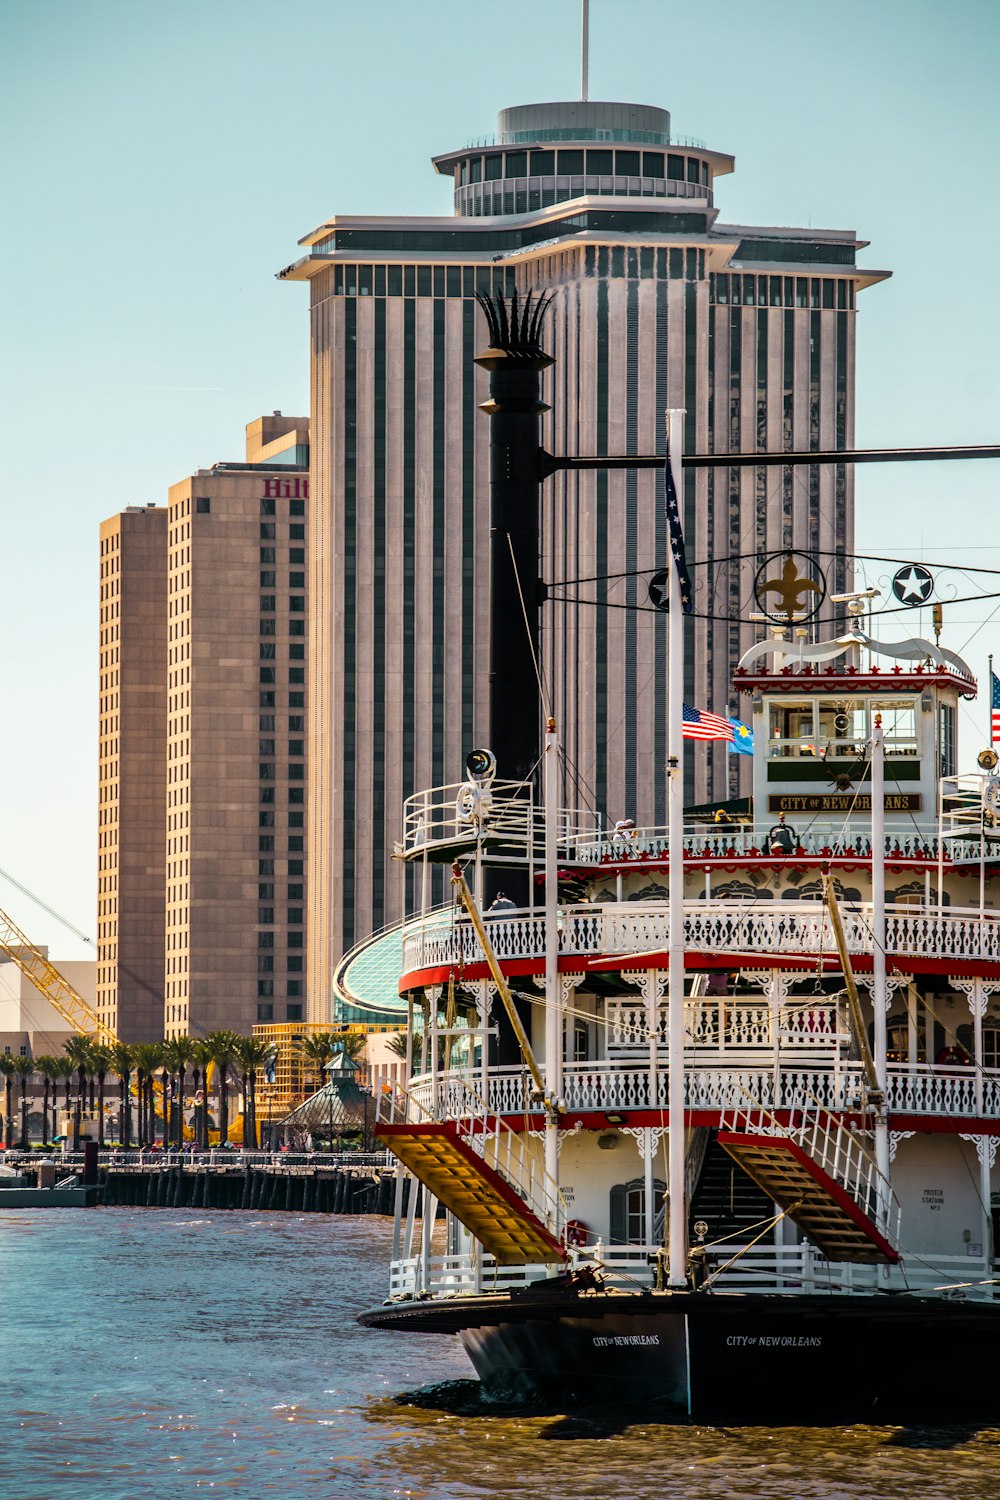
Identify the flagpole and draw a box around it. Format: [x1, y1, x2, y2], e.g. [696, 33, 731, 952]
[666, 407, 687, 1288]
[990, 654, 995, 747]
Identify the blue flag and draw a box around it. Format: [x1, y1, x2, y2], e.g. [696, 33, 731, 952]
[664, 442, 693, 614]
[728, 718, 754, 755]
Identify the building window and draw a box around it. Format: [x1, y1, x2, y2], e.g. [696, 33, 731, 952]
[258, 907, 274, 924]
[289, 596, 304, 612]
[257, 1002, 274, 1020]
[287, 980, 303, 998]
[287, 956, 303, 972]
[609, 1177, 666, 1244]
[259, 667, 276, 684]
[290, 548, 305, 564]
[288, 883, 303, 900]
[260, 619, 276, 636]
[196, 497, 211, 514]
[260, 499, 276, 516]
[286, 1003, 303, 1021]
[260, 595, 276, 613]
[289, 572, 305, 589]
[260, 523, 275, 540]
[259, 716, 274, 731]
[261, 547, 276, 563]
[258, 930, 274, 947]
[289, 500, 305, 517]
[288, 739, 304, 756]
[257, 955, 274, 973]
[289, 525, 305, 540]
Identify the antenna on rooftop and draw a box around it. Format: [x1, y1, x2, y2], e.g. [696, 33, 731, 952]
[581, 0, 589, 101]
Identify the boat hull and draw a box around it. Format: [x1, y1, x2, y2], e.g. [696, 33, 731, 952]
[360, 1288, 1000, 1424]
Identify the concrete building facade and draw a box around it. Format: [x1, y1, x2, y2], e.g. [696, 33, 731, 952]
[280, 98, 889, 1016]
[97, 417, 310, 1042]
[98, 504, 168, 1041]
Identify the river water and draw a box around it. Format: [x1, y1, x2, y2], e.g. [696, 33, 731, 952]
[1, 1209, 998, 1500]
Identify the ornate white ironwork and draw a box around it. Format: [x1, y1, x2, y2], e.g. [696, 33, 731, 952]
[959, 1132, 1000, 1170]
[621, 1125, 669, 1162]
[402, 900, 1000, 978]
[888, 1130, 915, 1162]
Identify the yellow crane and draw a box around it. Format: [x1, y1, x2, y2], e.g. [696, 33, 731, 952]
[0, 900, 116, 1045]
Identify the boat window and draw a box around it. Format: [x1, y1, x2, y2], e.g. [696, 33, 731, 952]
[817, 700, 866, 757]
[768, 700, 816, 756]
[982, 1026, 1000, 1070]
[878, 699, 918, 757]
[938, 703, 956, 776]
[610, 1178, 666, 1244]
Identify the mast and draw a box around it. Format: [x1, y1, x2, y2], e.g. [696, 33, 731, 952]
[580, 0, 590, 101]
[666, 408, 687, 1288]
[870, 714, 891, 1244]
[544, 715, 562, 1194]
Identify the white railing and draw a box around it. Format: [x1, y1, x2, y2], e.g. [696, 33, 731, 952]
[386, 1245, 997, 1302]
[719, 1100, 901, 1249]
[401, 899, 1000, 974]
[378, 1077, 565, 1240]
[398, 783, 983, 868]
[407, 1060, 1000, 1123]
[606, 997, 846, 1057]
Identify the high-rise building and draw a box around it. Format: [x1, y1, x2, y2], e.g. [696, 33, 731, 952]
[98, 503, 168, 1042]
[97, 416, 310, 1042]
[280, 98, 888, 1015]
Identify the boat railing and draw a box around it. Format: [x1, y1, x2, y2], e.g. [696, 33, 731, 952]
[718, 1090, 901, 1248]
[401, 899, 1000, 975]
[387, 1246, 998, 1301]
[409, 1060, 1000, 1123]
[398, 784, 989, 867]
[377, 1075, 567, 1237]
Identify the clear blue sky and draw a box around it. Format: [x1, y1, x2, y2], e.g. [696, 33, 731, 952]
[2, 0, 999, 960]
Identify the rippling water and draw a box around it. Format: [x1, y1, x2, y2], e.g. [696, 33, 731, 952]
[1, 1209, 998, 1499]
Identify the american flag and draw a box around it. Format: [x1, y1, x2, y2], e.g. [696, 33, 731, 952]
[683, 704, 735, 742]
[664, 439, 693, 614]
[992, 671, 1000, 745]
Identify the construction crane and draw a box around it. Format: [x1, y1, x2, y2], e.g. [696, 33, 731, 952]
[0, 900, 117, 1046]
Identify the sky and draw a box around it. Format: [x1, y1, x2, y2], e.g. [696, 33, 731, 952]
[2, 0, 999, 960]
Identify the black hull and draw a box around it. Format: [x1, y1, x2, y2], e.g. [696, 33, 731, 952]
[360, 1289, 1000, 1425]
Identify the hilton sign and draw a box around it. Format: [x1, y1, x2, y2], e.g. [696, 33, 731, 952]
[768, 793, 922, 813]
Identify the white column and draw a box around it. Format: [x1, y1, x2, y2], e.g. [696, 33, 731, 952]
[870, 716, 890, 1242]
[666, 407, 687, 1287]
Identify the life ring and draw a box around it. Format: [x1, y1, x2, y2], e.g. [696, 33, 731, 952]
[456, 782, 482, 823]
[565, 1218, 589, 1248]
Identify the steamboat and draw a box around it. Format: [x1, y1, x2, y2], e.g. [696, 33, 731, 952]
[359, 294, 1000, 1424]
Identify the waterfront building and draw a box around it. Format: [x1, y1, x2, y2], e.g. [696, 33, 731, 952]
[0, 952, 95, 1059]
[98, 503, 168, 1041]
[96, 416, 310, 1042]
[280, 96, 889, 1015]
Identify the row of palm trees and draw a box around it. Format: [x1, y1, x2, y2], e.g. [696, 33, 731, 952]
[0, 1031, 276, 1151]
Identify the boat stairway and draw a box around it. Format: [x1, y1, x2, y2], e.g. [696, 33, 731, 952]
[717, 1105, 901, 1266]
[376, 1088, 566, 1266]
[687, 1131, 776, 1246]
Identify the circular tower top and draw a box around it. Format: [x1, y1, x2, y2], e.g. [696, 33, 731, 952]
[497, 100, 671, 146]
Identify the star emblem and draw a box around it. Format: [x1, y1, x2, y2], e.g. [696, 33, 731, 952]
[891, 564, 934, 605]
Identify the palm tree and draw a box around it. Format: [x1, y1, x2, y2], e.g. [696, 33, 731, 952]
[52, 1056, 74, 1142]
[0, 1054, 16, 1147]
[131, 1043, 165, 1147]
[206, 1031, 239, 1145]
[13, 1056, 35, 1149]
[164, 1037, 196, 1148]
[296, 1032, 338, 1095]
[89, 1044, 114, 1148]
[108, 1042, 134, 1149]
[233, 1035, 274, 1148]
[33, 1056, 59, 1146]
[64, 1036, 95, 1150]
[190, 1039, 214, 1151]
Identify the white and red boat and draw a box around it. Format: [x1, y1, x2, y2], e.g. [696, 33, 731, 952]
[360, 297, 1000, 1424]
